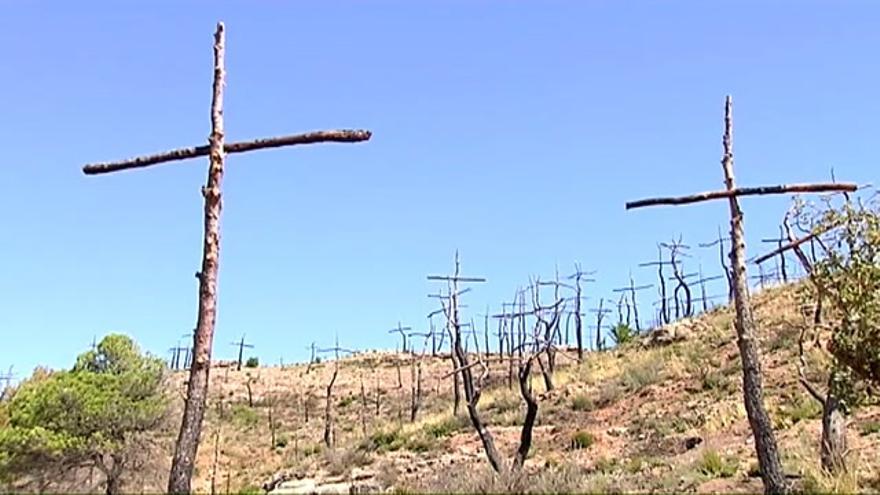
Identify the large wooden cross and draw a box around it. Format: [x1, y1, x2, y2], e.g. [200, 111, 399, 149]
[81, 23, 371, 494]
[626, 96, 856, 494]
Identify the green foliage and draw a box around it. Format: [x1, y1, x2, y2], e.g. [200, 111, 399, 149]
[570, 393, 593, 412]
[569, 430, 595, 450]
[423, 414, 468, 439]
[859, 420, 880, 436]
[361, 427, 436, 453]
[0, 334, 167, 492]
[695, 449, 737, 478]
[363, 428, 404, 452]
[230, 403, 260, 429]
[245, 357, 259, 368]
[610, 323, 636, 346]
[810, 197, 880, 394]
[775, 394, 822, 430]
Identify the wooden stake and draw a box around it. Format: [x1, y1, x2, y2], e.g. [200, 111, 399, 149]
[168, 24, 227, 493]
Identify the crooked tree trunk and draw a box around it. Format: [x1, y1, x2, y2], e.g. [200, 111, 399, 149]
[512, 361, 538, 471]
[168, 23, 226, 495]
[323, 367, 339, 448]
[536, 354, 554, 392]
[721, 97, 789, 495]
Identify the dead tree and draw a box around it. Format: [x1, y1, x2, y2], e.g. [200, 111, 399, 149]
[430, 288, 477, 415]
[625, 95, 856, 494]
[322, 366, 338, 448]
[532, 277, 566, 391]
[612, 275, 652, 333]
[82, 23, 372, 494]
[433, 253, 561, 473]
[694, 267, 725, 313]
[566, 264, 595, 361]
[405, 331, 432, 422]
[374, 371, 382, 417]
[209, 400, 224, 495]
[388, 322, 412, 354]
[639, 248, 680, 325]
[359, 373, 369, 437]
[169, 345, 189, 371]
[267, 396, 278, 449]
[760, 227, 790, 282]
[230, 335, 254, 372]
[496, 314, 518, 389]
[306, 342, 317, 374]
[589, 299, 612, 351]
[244, 373, 258, 407]
[661, 238, 694, 318]
[699, 228, 734, 302]
[409, 351, 424, 422]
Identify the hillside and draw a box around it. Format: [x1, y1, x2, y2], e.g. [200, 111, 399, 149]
[86, 284, 880, 493]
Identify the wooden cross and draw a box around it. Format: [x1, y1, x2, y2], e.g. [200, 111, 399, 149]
[626, 96, 856, 494]
[230, 334, 254, 371]
[80, 23, 371, 494]
[0, 366, 14, 391]
[387, 322, 413, 354]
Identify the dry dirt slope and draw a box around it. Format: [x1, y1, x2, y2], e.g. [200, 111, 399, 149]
[150, 283, 879, 494]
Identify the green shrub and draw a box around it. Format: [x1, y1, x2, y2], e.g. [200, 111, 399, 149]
[810, 198, 880, 388]
[338, 395, 356, 408]
[695, 449, 737, 478]
[365, 429, 403, 452]
[570, 394, 593, 412]
[569, 430, 595, 450]
[423, 415, 468, 438]
[245, 356, 259, 368]
[611, 323, 635, 346]
[860, 420, 880, 436]
[231, 403, 259, 429]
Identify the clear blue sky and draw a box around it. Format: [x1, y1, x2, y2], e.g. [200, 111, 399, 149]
[1, 1, 877, 379]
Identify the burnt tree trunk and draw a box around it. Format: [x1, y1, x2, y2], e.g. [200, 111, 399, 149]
[323, 366, 339, 448]
[575, 276, 584, 360]
[512, 360, 538, 471]
[721, 97, 789, 494]
[410, 355, 423, 422]
[168, 23, 226, 495]
[657, 250, 669, 324]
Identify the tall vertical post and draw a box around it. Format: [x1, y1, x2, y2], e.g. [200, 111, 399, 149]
[720, 97, 787, 493]
[168, 23, 226, 494]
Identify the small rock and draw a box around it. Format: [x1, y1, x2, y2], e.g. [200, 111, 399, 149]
[684, 436, 703, 450]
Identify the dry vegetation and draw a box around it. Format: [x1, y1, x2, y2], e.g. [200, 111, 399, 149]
[122, 284, 880, 494]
